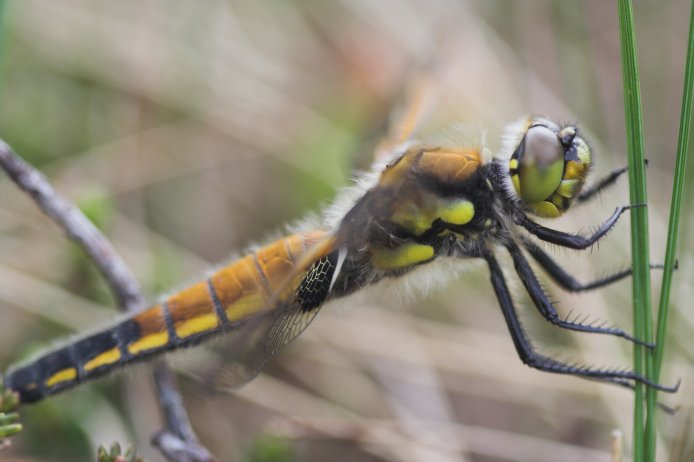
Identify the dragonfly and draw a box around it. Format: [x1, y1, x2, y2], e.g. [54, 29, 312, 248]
[3, 114, 678, 404]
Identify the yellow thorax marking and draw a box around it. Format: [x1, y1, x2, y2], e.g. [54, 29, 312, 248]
[127, 331, 169, 355]
[84, 347, 121, 371]
[174, 314, 220, 339]
[391, 207, 432, 236]
[45, 367, 77, 387]
[438, 200, 474, 226]
[372, 243, 435, 270]
[392, 198, 474, 237]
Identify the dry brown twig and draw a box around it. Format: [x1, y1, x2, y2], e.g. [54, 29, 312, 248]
[0, 139, 215, 462]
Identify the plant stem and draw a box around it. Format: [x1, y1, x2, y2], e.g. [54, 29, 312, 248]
[646, 1, 694, 458]
[653, 0, 694, 385]
[617, 0, 654, 460]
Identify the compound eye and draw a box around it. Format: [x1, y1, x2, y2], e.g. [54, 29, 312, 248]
[510, 125, 564, 204]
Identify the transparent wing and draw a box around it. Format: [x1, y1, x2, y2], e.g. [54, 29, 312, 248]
[184, 234, 340, 390]
[375, 70, 441, 161]
[209, 298, 323, 388]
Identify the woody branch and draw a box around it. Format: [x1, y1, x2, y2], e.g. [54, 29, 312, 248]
[0, 140, 214, 462]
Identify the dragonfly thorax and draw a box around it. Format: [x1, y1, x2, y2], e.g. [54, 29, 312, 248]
[328, 141, 502, 295]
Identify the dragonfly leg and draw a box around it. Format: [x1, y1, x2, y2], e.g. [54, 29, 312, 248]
[505, 240, 653, 348]
[520, 237, 668, 292]
[517, 204, 639, 250]
[575, 165, 628, 204]
[482, 248, 677, 392]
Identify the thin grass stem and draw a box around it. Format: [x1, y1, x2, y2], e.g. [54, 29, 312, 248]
[645, 2, 694, 459]
[617, 0, 654, 460]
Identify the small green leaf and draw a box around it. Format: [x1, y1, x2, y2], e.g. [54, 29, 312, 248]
[110, 442, 122, 458]
[0, 413, 19, 426]
[97, 442, 145, 462]
[97, 445, 109, 462]
[0, 383, 19, 413]
[0, 423, 22, 438]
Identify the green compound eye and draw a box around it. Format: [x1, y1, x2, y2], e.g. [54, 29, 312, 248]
[510, 124, 564, 204]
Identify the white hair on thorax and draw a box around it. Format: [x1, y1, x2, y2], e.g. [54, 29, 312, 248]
[416, 122, 491, 162]
[322, 141, 411, 231]
[496, 115, 534, 202]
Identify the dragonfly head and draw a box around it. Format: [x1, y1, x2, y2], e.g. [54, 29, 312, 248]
[502, 116, 592, 218]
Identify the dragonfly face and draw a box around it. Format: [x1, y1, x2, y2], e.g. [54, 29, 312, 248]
[505, 117, 592, 218]
[4, 115, 676, 404]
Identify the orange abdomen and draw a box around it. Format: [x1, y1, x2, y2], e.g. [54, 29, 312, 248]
[4, 230, 327, 403]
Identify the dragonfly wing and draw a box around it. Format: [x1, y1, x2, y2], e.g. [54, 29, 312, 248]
[199, 235, 342, 389]
[376, 71, 441, 161]
[212, 300, 322, 387]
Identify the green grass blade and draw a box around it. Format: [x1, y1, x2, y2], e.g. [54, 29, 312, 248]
[653, 0, 694, 383]
[648, 0, 694, 440]
[617, 0, 653, 460]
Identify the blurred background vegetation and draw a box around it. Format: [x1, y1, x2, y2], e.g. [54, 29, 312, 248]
[0, 1, 691, 461]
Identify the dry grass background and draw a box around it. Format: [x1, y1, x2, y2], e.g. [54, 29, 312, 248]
[0, 1, 692, 461]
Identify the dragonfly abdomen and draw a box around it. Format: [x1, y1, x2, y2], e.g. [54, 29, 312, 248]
[3, 306, 173, 403]
[4, 230, 328, 403]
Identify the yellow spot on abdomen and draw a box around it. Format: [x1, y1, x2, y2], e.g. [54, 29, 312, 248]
[174, 313, 220, 339]
[84, 347, 121, 372]
[439, 200, 474, 226]
[372, 243, 435, 270]
[225, 293, 267, 323]
[45, 368, 77, 388]
[127, 331, 169, 355]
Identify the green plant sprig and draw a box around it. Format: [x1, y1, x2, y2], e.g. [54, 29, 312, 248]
[617, 0, 653, 460]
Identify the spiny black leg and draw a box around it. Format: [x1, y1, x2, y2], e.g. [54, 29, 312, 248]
[505, 241, 653, 347]
[481, 248, 677, 392]
[523, 239, 631, 291]
[521, 238, 667, 292]
[585, 377, 679, 414]
[575, 166, 628, 204]
[517, 204, 640, 250]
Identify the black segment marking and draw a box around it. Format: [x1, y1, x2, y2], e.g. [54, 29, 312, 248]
[296, 250, 339, 312]
[207, 278, 229, 327]
[117, 319, 141, 360]
[161, 302, 178, 346]
[251, 253, 272, 294]
[75, 329, 121, 377]
[67, 343, 84, 381]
